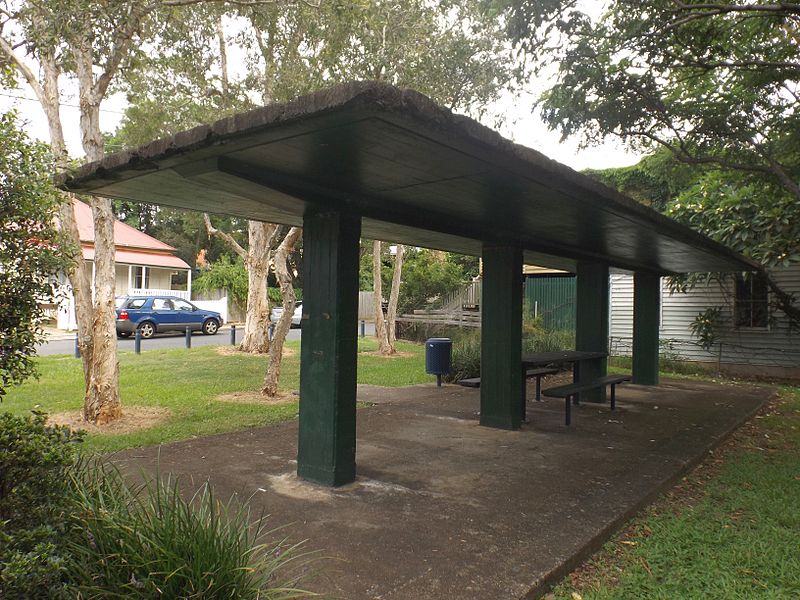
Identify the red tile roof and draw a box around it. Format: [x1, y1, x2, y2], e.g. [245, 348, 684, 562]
[82, 247, 191, 269]
[74, 200, 190, 269]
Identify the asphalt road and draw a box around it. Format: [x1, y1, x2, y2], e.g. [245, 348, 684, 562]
[37, 322, 376, 356]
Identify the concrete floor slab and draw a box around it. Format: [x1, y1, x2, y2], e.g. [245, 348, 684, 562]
[116, 379, 771, 599]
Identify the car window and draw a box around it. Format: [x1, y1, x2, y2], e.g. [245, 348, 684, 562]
[152, 298, 173, 310]
[173, 299, 194, 312]
[126, 298, 146, 309]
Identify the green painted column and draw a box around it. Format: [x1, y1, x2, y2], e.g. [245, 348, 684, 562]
[297, 208, 361, 486]
[480, 244, 523, 430]
[575, 261, 609, 403]
[632, 272, 661, 385]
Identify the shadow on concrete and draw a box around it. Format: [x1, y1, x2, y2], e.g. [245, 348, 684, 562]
[116, 378, 771, 599]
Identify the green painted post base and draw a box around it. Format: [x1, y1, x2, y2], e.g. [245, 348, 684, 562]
[297, 209, 361, 487]
[575, 261, 609, 403]
[632, 272, 661, 385]
[480, 244, 523, 430]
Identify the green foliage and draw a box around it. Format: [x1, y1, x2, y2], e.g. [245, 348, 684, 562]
[0, 111, 70, 397]
[518, 2, 800, 192]
[68, 461, 311, 599]
[269, 287, 302, 304]
[0, 412, 82, 599]
[398, 248, 466, 314]
[584, 148, 698, 212]
[194, 257, 302, 307]
[446, 318, 575, 382]
[522, 315, 574, 354]
[690, 307, 724, 352]
[667, 171, 800, 268]
[194, 255, 249, 305]
[360, 246, 470, 312]
[447, 329, 482, 382]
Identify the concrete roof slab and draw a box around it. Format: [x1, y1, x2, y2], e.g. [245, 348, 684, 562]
[62, 82, 759, 275]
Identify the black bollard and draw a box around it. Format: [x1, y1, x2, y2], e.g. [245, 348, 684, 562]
[74, 334, 80, 358]
[134, 329, 142, 354]
[185, 326, 192, 348]
[360, 320, 365, 338]
[269, 323, 275, 341]
[230, 324, 236, 345]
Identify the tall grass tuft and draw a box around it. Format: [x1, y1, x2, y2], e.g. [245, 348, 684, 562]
[446, 317, 575, 382]
[447, 329, 482, 382]
[67, 459, 314, 599]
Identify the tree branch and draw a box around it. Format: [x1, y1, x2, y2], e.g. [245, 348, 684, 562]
[203, 213, 248, 259]
[0, 34, 44, 100]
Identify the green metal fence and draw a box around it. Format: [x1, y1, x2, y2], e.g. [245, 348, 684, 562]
[524, 275, 576, 331]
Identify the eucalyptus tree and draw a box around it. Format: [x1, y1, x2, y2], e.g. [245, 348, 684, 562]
[0, 0, 300, 422]
[0, 0, 164, 422]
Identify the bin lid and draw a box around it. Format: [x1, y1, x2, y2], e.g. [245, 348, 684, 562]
[426, 337, 452, 343]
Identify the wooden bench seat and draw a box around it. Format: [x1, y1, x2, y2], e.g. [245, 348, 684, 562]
[543, 374, 631, 425]
[457, 377, 481, 388]
[458, 368, 559, 400]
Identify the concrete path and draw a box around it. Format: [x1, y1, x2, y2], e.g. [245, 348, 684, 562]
[116, 378, 771, 599]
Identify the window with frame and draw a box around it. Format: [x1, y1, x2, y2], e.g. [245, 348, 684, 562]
[133, 266, 149, 289]
[734, 272, 768, 328]
[173, 299, 194, 312]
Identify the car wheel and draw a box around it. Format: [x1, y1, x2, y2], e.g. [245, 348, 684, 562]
[117, 331, 132, 338]
[202, 319, 219, 335]
[138, 321, 156, 339]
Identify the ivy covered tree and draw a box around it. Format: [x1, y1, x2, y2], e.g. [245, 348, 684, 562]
[0, 112, 69, 396]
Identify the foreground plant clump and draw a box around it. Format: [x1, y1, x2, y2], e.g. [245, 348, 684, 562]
[0, 412, 312, 599]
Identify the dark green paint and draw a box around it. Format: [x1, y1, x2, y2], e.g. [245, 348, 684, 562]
[525, 274, 576, 331]
[575, 261, 609, 403]
[480, 244, 523, 430]
[632, 272, 661, 385]
[297, 208, 361, 486]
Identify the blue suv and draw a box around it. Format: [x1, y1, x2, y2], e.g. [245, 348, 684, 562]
[116, 296, 223, 339]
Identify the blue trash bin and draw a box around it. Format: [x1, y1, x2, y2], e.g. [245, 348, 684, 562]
[425, 337, 452, 387]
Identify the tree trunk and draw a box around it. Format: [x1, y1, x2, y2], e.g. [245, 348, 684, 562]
[240, 221, 278, 353]
[77, 79, 121, 422]
[82, 197, 121, 424]
[262, 227, 301, 396]
[58, 199, 95, 386]
[204, 216, 279, 354]
[386, 244, 404, 346]
[373, 240, 393, 354]
[38, 56, 98, 389]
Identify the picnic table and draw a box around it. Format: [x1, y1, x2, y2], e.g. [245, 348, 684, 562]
[519, 350, 608, 421]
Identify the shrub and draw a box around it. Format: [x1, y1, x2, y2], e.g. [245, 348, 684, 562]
[447, 329, 482, 382]
[0, 412, 82, 599]
[68, 461, 313, 599]
[522, 316, 574, 354]
[445, 319, 575, 382]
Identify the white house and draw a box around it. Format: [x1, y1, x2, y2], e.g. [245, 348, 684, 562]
[609, 266, 800, 379]
[56, 200, 193, 330]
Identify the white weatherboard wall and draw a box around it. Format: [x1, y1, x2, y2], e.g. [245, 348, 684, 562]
[609, 265, 800, 377]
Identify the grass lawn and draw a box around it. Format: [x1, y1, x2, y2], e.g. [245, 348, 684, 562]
[549, 385, 800, 600]
[2, 337, 428, 453]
